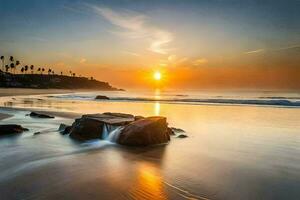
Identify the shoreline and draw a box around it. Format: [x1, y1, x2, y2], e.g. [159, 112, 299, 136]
[0, 88, 76, 97]
[0, 88, 119, 97]
[0, 112, 13, 120]
[0, 106, 81, 120]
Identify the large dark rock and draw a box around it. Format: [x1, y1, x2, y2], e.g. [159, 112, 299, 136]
[117, 116, 170, 146]
[29, 112, 54, 119]
[0, 124, 29, 135]
[95, 95, 110, 100]
[69, 113, 134, 140]
[67, 112, 180, 145]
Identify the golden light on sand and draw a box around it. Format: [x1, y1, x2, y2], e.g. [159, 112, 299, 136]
[129, 163, 166, 200]
[153, 71, 162, 81]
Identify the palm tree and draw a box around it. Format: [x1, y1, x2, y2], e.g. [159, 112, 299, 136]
[60, 71, 63, 76]
[52, 71, 55, 75]
[69, 70, 72, 76]
[10, 63, 15, 74]
[42, 68, 45, 74]
[48, 68, 51, 75]
[0, 56, 4, 71]
[37, 67, 41, 74]
[15, 61, 20, 74]
[9, 56, 14, 74]
[24, 65, 28, 74]
[21, 67, 24, 74]
[9, 56, 14, 63]
[30, 65, 34, 74]
[5, 65, 9, 72]
[72, 73, 75, 77]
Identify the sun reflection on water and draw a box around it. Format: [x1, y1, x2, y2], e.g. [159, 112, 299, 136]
[154, 102, 161, 116]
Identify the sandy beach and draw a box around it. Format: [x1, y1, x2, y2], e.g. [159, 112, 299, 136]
[0, 88, 88, 97]
[0, 88, 81, 120]
[0, 90, 299, 200]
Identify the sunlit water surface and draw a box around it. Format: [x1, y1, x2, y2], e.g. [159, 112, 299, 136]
[0, 90, 299, 200]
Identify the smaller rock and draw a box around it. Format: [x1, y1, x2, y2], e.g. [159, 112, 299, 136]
[177, 134, 188, 138]
[134, 116, 144, 121]
[0, 124, 29, 135]
[29, 112, 54, 119]
[58, 123, 72, 135]
[34, 132, 41, 135]
[95, 95, 110, 100]
[171, 127, 185, 133]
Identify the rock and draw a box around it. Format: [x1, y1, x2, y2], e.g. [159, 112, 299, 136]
[177, 134, 188, 138]
[134, 116, 144, 121]
[58, 123, 72, 135]
[69, 113, 135, 140]
[170, 127, 185, 133]
[0, 124, 29, 135]
[67, 112, 182, 145]
[29, 112, 54, 119]
[95, 95, 110, 100]
[34, 131, 41, 135]
[117, 116, 170, 146]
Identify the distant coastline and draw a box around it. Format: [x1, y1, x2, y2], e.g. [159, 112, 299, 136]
[0, 71, 123, 91]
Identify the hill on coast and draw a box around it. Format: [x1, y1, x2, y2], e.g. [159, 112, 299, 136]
[0, 71, 121, 90]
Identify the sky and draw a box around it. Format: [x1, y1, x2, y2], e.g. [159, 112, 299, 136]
[0, 0, 299, 90]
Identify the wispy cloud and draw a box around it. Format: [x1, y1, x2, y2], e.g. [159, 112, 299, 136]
[122, 51, 140, 57]
[79, 58, 87, 64]
[245, 44, 300, 55]
[91, 6, 174, 54]
[275, 45, 300, 52]
[245, 49, 265, 54]
[193, 58, 208, 66]
[168, 55, 188, 64]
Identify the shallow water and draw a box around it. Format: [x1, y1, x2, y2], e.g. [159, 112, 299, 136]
[0, 91, 300, 200]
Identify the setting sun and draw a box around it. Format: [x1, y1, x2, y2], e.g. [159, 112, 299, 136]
[153, 71, 162, 81]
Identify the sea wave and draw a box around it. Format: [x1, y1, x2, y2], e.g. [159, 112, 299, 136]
[51, 94, 300, 107]
[109, 98, 300, 107]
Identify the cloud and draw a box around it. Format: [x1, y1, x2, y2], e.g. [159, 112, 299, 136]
[193, 58, 208, 66]
[245, 44, 300, 55]
[168, 55, 177, 62]
[79, 58, 87, 64]
[122, 51, 140, 57]
[92, 6, 174, 54]
[275, 45, 300, 52]
[245, 49, 265, 54]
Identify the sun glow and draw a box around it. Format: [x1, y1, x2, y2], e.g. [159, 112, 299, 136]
[153, 71, 162, 81]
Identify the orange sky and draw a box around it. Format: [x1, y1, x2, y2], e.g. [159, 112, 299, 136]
[1, 1, 299, 90]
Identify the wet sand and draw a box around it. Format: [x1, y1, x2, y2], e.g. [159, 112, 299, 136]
[0, 112, 12, 120]
[0, 88, 94, 97]
[0, 93, 299, 200]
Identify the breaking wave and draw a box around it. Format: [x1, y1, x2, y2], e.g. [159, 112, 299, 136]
[52, 94, 300, 107]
